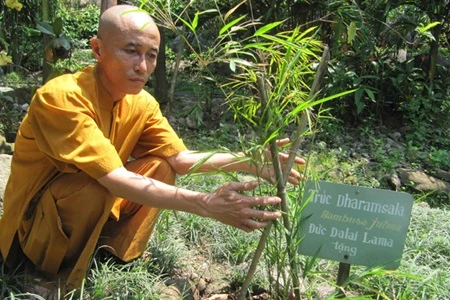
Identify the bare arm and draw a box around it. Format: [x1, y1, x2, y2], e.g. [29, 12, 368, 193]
[166, 150, 252, 175]
[97, 166, 282, 232]
[167, 138, 306, 185]
[98, 138, 304, 231]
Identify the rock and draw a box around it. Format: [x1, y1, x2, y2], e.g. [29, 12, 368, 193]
[162, 278, 197, 300]
[350, 151, 361, 159]
[398, 168, 450, 193]
[384, 172, 402, 191]
[186, 116, 201, 129]
[196, 278, 207, 293]
[328, 169, 344, 182]
[386, 137, 405, 151]
[159, 284, 182, 299]
[0, 154, 12, 197]
[0, 154, 12, 216]
[389, 131, 402, 141]
[0, 134, 14, 154]
[205, 295, 229, 300]
[433, 169, 450, 183]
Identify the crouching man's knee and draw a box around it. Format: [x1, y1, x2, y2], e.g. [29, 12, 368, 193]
[125, 156, 176, 185]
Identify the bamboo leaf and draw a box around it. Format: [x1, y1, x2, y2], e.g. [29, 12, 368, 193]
[180, 9, 217, 33]
[224, 0, 247, 21]
[254, 21, 283, 36]
[178, 17, 195, 33]
[192, 12, 199, 30]
[229, 58, 254, 68]
[187, 151, 217, 174]
[243, 42, 272, 50]
[295, 26, 319, 41]
[229, 60, 236, 72]
[287, 89, 356, 118]
[219, 15, 246, 36]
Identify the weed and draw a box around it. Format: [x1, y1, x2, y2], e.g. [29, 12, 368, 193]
[0, 89, 26, 142]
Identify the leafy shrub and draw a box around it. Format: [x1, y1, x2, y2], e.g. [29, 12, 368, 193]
[56, 4, 100, 49]
[0, 89, 26, 142]
[1, 0, 42, 71]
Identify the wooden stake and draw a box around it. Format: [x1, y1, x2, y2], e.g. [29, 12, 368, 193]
[336, 262, 351, 298]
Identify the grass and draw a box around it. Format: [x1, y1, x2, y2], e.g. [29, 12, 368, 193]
[1, 122, 450, 299]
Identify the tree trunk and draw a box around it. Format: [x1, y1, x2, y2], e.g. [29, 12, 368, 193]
[428, 24, 442, 81]
[166, 26, 185, 117]
[154, 26, 169, 110]
[42, 0, 52, 84]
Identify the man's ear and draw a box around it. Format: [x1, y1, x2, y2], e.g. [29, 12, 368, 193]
[91, 37, 102, 62]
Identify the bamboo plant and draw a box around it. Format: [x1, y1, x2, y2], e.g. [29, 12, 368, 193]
[142, 1, 352, 298]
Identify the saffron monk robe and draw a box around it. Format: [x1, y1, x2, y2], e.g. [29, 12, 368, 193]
[0, 4, 305, 297]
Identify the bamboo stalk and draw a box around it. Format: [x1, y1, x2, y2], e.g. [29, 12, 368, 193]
[237, 222, 273, 299]
[238, 46, 330, 300]
[238, 75, 299, 299]
[282, 45, 330, 181]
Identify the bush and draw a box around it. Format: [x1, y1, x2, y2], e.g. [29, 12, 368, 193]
[57, 4, 100, 49]
[1, 0, 42, 72]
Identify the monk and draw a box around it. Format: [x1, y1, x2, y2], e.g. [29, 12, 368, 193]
[0, 4, 304, 294]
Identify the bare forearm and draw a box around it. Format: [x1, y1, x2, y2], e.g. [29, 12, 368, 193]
[168, 146, 305, 185]
[168, 150, 253, 175]
[98, 166, 282, 232]
[98, 167, 209, 216]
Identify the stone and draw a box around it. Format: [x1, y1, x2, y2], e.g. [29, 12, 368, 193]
[0, 153, 12, 216]
[0, 134, 14, 154]
[0, 154, 12, 197]
[398, 168, 450, 193]
[385, 172, 402, 191]
[433, 169, 450, 183]
[162, 278, 197, 300]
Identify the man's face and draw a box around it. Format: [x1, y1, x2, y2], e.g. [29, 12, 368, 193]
[93, 20, 160, 101]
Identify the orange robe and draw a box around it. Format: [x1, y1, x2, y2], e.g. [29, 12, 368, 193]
[0, 65, 187, 288]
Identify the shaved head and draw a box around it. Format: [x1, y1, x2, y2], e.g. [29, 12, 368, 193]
[98, 5, 156, 41]
[90, 5, 160, 101]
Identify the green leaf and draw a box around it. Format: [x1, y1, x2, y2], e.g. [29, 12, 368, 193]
[364, 88, 376, 102]
[192, 12, 199, 31]
[36, 21, 55, 36]
[178, 17, 195, 33]
[254, 21, 283, 36]
[179, 9, 217, 33]
[347, 21, 357, 44]
[355, 88, 364, 114]
[219, 15, 246, 36]
[53, 17, 63, 37]
[287, 90, 356, 119]
[418, 21, 441, 33]
[243, 42, 271, 51]
[24, 27, 41, 37]
[229, 58, 254, 68]
[229, 60, 236, 72]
